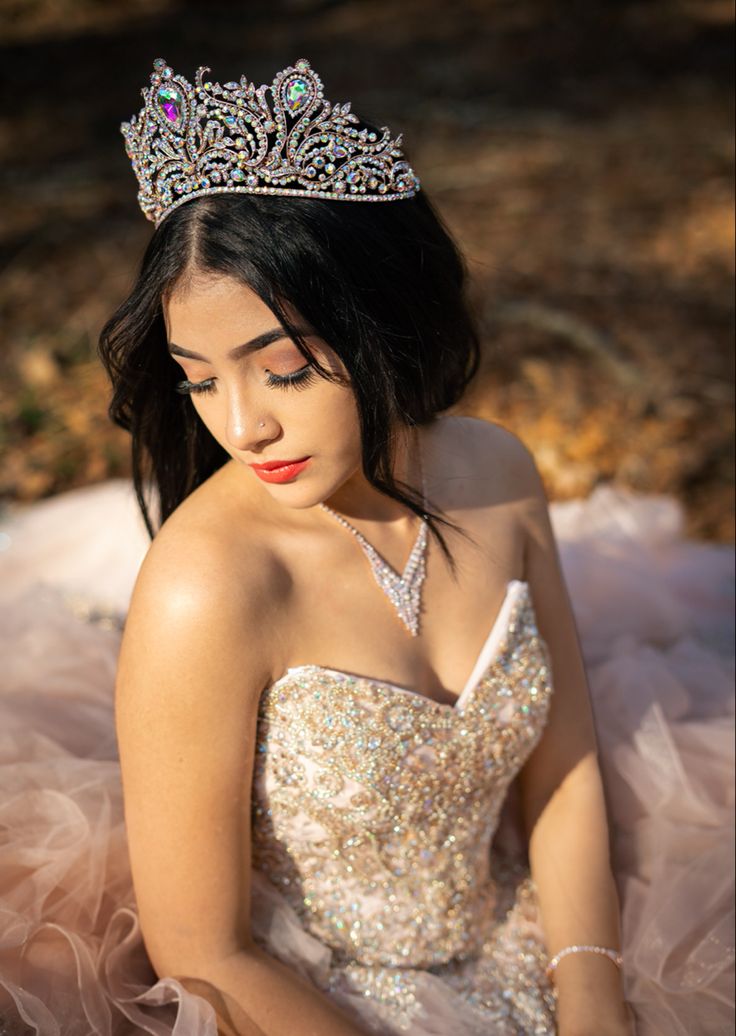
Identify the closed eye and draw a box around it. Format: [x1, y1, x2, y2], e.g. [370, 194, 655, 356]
[175, 364, 317, 397]
[265, 365, 317, 390]
[175, 378, 215, 395]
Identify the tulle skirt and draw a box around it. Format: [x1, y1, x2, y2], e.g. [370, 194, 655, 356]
[0, 480, 733, 1035]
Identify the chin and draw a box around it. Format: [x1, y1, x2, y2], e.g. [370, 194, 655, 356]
[256, 474, 325, 510]
[268, 471, 351, 511]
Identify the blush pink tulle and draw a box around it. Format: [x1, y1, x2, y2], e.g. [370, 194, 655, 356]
[0, 480, 733, 1035]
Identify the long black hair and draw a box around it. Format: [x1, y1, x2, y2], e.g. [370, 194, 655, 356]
[97, 187, 481, 573]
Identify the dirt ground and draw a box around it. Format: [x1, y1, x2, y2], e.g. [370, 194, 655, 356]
[0, 0, 733, 540]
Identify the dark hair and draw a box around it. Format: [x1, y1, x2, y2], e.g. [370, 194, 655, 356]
[98, 188, 481, 573]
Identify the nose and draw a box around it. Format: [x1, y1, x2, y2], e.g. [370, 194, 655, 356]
[224, 389, 275, 453]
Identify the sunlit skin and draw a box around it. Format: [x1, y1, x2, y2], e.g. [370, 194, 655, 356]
[163, 270, 422, 536]
[160, 267, 500, 695]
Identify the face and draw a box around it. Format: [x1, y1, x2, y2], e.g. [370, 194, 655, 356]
[163, 271, 363, 511]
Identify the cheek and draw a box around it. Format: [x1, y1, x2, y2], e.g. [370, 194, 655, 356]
[305, 381, 361, 446]
[187, 395, 229, 446]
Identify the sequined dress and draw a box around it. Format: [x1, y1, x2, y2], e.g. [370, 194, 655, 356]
[250, 580, 557, 1034]
[0, 480, 733, 1036]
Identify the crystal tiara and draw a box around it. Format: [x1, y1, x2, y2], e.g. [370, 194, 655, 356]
[120, 56, 421, 226]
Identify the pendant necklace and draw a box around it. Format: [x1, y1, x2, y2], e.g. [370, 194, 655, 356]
[318, 439, 429, 637]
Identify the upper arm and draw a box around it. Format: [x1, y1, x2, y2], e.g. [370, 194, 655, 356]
[115, 524, 277, 978]
[495, 427, 600, 826]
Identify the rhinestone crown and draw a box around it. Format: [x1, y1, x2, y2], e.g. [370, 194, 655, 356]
[121, 56, 421, 226]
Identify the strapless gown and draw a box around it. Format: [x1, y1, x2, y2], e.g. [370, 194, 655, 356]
[0, 480, 733, 1035]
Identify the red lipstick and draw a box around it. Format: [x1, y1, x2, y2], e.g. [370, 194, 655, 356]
[249, 456, 311, 483]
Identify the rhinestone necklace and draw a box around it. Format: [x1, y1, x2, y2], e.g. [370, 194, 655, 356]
[318, 444, 428, 637]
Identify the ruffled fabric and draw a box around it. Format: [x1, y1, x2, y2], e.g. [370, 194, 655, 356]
[551, 489, 734, 1036]
[0, 480, 732, 1035]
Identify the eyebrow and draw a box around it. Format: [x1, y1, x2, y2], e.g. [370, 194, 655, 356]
[168, 327, 309, 362]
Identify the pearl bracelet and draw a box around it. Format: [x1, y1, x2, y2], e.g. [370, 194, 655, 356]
[544, 944, 624, 979]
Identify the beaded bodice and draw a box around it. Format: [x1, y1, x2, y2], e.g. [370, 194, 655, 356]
[251, 579, 553, 970]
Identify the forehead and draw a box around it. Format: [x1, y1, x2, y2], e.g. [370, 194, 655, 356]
[165, 273, 270, 327]
[163, 273, 320, 366]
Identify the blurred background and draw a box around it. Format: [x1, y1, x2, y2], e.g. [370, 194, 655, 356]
[0, 0, 733, 540]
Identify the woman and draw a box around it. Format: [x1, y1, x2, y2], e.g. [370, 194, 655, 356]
[0, 57, 732, 1036]
[112, 52, 632, 1035]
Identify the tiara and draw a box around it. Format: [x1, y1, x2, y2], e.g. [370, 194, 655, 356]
[120, 56, 421, 226]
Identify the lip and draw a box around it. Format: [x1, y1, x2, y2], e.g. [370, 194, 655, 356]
[249, 456, 311, 483]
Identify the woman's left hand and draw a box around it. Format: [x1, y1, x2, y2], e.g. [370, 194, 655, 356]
[556, 997, 637, 1036]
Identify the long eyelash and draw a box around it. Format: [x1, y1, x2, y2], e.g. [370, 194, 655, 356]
[265, 365, 317, 391]
[175, 365, 317, 397]
[175, 378, 215, 395]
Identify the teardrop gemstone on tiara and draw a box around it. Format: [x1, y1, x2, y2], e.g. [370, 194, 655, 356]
[284, 77, 309, 113]
[157, 85, 183, 125]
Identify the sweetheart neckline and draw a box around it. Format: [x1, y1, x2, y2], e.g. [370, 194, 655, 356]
[270, 579, 531, 713]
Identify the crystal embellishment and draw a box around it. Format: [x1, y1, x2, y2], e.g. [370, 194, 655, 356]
[318, 454, 428, 637]
[120, 56, 421, 226]
[284, 76, 310, 112]
[156, 85, 183, 124]
[251, 582, 556, 1018]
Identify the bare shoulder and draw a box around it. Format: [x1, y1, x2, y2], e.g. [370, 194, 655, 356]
[441, 415, 546, 503]
[122, 472, 287, 704]
[115, 474, 286, 975]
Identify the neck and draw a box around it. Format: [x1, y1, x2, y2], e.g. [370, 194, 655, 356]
[321, 424, 423, 526]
